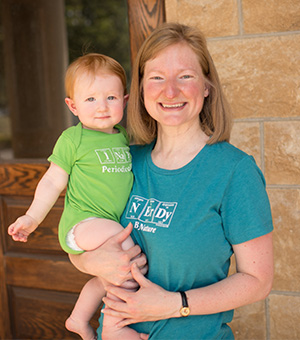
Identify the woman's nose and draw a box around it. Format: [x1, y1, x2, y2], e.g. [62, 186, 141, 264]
[164, 79, 179, 98]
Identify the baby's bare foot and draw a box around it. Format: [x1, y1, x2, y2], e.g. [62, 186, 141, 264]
[65, 316, 97, 340]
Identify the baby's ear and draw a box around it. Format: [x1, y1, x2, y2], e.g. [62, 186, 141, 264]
[123, 94, 129, 109]
[65, 98, 78, 116]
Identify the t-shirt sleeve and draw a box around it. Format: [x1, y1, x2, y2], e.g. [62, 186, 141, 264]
[48, 131, 76, 174]
[220, 155, 273, 244]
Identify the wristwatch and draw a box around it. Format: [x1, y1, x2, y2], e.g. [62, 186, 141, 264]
[179, 291, 190, 317]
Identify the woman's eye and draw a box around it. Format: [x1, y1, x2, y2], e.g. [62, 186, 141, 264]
[87, 97, 95, 102]
[181, 75, 192, 79]
[150, 76, 163, 80]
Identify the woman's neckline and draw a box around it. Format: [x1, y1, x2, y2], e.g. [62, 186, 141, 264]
[147, 141, 209, 173]
[150, 130, 210, 170]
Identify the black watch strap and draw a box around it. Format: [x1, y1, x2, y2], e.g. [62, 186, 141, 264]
[179, 291, 190, 317]
[180, 291, 188, 308]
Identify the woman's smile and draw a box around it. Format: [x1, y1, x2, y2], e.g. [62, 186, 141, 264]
[160, 102, 186, 109]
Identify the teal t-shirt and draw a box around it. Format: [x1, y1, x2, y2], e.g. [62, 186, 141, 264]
[48, 123, 133, 254]
[98, 141, 273, 339]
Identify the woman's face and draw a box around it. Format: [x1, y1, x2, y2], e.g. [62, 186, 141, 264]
[142, 42, 209, 131]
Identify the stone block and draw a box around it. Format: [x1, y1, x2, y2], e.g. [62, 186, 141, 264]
[165, 0, 239, 37]
[230, 121, 261, 168]
[243, 0, 300, 34]
[208, 35, 300, 119]
[230, 300, 266, 340]
[264, 121, 300, 185]
[269, 294, 300, 339]
[268, 188, 300, 292]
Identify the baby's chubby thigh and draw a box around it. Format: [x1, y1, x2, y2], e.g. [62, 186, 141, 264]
[72, 217, 134, 251]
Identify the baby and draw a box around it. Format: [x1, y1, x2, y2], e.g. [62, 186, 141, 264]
[8, 53, 147, 340]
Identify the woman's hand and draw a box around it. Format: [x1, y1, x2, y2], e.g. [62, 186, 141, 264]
[102, 263, 181, 327]
[69, 223, 148, 288]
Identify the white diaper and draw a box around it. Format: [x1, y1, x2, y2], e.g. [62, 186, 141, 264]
[65, 217, 97, 252]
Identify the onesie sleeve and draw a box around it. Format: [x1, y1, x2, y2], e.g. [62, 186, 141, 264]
[116, 124, 130, 144]
[220, 156, 273, 244]
[48, 129, 77, 174]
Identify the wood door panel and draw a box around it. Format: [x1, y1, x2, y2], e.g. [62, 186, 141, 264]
[9, 286, 79, 339]
[9, 286, 99, 340]
[5, 255, 92, 293]
[0, 161, 49, 196]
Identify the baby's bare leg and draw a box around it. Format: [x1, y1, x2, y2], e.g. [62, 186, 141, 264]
[65, 276, 105, 340]
[74, 218, 134, 251]
[72, 219, 146, 339]
[67, 219, 140, 339]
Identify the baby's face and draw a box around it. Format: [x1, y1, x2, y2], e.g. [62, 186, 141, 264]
[69, 72, 126, 134]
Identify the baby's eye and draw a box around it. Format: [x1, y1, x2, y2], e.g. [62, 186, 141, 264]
[107, 96, 116, 100]
[86, 97, 95, 102]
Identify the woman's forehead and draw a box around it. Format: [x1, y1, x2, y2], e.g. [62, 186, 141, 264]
[144, 43, 201, 72]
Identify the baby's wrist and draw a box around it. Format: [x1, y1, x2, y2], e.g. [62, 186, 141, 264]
[25, 213, 40, 226]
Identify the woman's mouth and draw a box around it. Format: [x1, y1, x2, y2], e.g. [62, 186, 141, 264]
[161, 102, 185, 108]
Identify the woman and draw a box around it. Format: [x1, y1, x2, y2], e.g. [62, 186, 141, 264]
[70, 23, 273, 339]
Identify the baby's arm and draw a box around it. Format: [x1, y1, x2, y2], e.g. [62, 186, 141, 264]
[8, 162, 68, 242]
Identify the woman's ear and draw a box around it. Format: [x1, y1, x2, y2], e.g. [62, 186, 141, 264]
[204, 84, 210, 98]
[65, 98, 78, 116]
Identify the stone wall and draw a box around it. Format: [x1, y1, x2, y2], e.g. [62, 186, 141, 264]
[165, 0, 300, 339]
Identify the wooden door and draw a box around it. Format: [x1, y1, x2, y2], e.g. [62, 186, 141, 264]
[0, 1, 165, 339]
[0, 160, 97, 339]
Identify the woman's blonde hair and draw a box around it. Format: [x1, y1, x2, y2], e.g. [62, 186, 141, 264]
[127, 22, 232, 145]
[65, 53, 127, 99]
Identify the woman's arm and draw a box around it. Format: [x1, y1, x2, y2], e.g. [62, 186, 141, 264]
[184, 232, 273, 315]
[102, 232, 273, 325]
[69, 223, 148, 288]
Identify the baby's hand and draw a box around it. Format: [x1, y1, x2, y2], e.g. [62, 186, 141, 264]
[8, 215, 38, 242]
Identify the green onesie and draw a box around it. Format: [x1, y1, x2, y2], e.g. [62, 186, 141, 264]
[48, 123, 133, 254]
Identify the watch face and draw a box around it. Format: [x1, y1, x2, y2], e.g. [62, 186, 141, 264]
[180, 307, 190, 317]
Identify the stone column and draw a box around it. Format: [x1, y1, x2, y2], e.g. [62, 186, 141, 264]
[2, 0, 71, 158]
